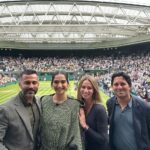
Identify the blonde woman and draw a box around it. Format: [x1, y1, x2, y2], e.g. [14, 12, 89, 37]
[77, 75, 109, 150]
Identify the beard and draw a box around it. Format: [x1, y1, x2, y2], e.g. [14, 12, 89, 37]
[113, 91, 129, 96]
[22, 88, 37, 96]
[114, 91, 126, 94]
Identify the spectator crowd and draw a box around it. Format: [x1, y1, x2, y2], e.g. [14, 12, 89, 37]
[0, 50, 149, 101]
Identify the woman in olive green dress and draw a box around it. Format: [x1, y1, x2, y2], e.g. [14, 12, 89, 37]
[40, 71, 83, 150]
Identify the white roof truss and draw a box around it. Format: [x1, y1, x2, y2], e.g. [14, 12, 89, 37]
[0, 0, 150, 49]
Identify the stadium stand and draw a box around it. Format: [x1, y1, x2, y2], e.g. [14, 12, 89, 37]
[0, 48, 149, 101]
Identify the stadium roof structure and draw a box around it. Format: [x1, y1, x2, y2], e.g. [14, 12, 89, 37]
[0, 0, 150, 50]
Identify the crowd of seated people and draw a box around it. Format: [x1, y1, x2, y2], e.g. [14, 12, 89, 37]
[0, 73, 16, 86]
[0, 50, 149, 101]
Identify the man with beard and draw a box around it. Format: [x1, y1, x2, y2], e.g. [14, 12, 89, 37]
[107, 72, 150, 150]
[0, 69, 40, 150]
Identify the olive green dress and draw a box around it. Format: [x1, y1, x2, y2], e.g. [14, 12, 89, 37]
[40, 95, 83, 150]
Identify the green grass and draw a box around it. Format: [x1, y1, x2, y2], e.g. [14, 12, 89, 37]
[0, 81, 109, 107]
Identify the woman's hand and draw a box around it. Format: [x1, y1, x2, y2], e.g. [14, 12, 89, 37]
[79, 108, 89, 130]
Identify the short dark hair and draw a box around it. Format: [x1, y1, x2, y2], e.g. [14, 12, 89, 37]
[111, 72, 132, 87]
[18, 69, 38, 80]
[51, 70, 69, 86]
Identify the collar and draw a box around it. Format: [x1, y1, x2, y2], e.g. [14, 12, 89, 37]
[115, 96, 132, 108]
[128, 98, 132, 108]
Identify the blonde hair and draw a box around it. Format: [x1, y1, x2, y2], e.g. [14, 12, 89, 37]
[77, 75, 102, 103]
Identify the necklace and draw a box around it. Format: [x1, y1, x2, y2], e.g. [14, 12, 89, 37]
[85, 102, 94, 116]
[53, 99, 67, 104]
[52, 95, 67, 104]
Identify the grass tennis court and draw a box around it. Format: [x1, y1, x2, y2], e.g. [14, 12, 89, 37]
[0, 81, 109, 107]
